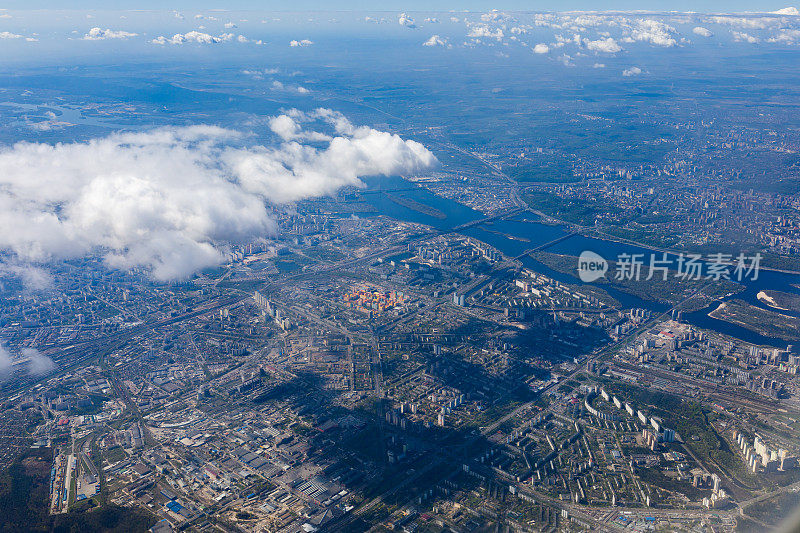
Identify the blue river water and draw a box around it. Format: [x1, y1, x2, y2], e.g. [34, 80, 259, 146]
[358, 176, 800, 348]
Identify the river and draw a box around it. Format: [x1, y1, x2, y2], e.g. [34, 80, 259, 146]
[356, 176, 800, 348]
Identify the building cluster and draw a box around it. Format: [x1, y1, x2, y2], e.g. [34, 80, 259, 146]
[0, 170, 798, 533]
[528, 177, 800, 262]
[733, 430, 797, 474]
[615, 320, 799, 404]
[701, 474, 729, 509]
[342, 285, 405, 315]
[584, 387, 676, 451]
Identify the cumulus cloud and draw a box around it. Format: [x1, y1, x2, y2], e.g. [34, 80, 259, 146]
[0, 345, 12, 378]
[624, 19, 677, 47]
[398, 12, 416, 28]
[706, 16, 774, 30]
[732, 31, 760, 43]
[467, 24, 504, 41]
[228, 109, 437, 205]
[585, 37, 622, 53]
[289, 39, 313, 47]
[424, 17, 439, 23]
[269, 80, 310, 94]
[571, 14, 606, 27]
[23, 348, 55, 375]
[622, 66, 643, 76]
[771, 7, 799, 15]
[768, 28, 800, 44]
[553, 33, 582, 48]
[0, 263, 54, 292]
[152, 31, 233, 45]
[423, 34, 448, 47]
[692, 26, 713, 37]
[533, 43, 550, 54]
[0, 345, 55, 379]
[235, 35, 263, 44]
[242, 68, 279, 77]
[0, 31, 36, 41]
[267, 114, 330, 142]
[0, 111, 436, 281]
[82, 27, 138, 40]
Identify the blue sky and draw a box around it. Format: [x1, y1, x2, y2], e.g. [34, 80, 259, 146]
[0, 1, 794, 12]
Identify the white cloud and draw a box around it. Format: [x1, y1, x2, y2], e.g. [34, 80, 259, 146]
[268, 114, 328, 141]
[224, 21, 237, 29]
[571, 14, 606, 27]
[423, 34, 448, 47]
[0, 345, 13, 378]
[467, 24, 504, 41]
[0, 31, 24, 39]
[625, 19, 677, 47]
[558, 53, 574, 67]
[706, 16, 773, 30]
[23, 348, 55, 375]
[228, 109, 437, 205]
[732, 31, 760, 43]
[0, 263, 53, 292]
[553, 33, 582, 48]
[152, 31, 233, 45]
[398, 12, 416, 27]
[768, 28, 800, 44]
[289, 39, 313, 47]
[622, 66, 643, 76]
[692, 26, 713, 37]
[242, 68, 279, 77]
[82, 27, 138, 40]
[0, 345, 55, 379]
[771, 7, 799, 15]
[593, 62, 606, 68]
[235, 34, 262, 44]
[0, 112, 436, 281]
[424, 17, 439, 23]
[269, 80, 311, 94]
[584, 37, 622, 53]
[533, 43, 550, 54]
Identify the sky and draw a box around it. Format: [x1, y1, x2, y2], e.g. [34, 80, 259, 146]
[0, 1, 796, 13]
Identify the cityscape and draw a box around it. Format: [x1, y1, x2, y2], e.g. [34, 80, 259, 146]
[1, 3, 800, 533]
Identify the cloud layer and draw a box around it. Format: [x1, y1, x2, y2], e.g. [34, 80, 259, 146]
[82, 27, 138, 40]
[5, 10, 800, 61]
[152, 30, 233, 45]
[0, 345, 55, 380]
[0, 110, 436, 281]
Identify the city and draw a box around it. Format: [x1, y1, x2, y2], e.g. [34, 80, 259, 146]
[0, 3, 800, 533]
